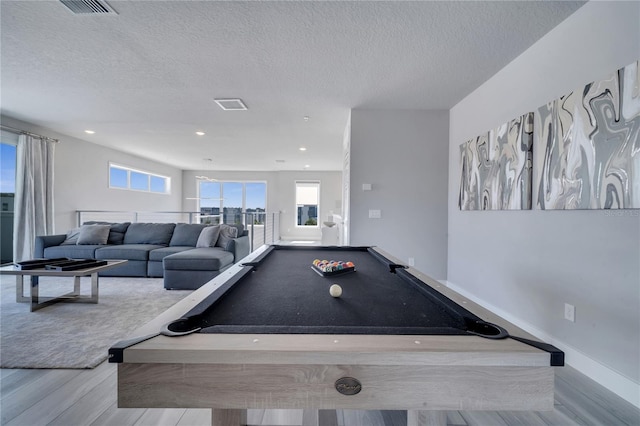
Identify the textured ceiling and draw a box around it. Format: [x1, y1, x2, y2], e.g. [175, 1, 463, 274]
[0, 0, 585, 171]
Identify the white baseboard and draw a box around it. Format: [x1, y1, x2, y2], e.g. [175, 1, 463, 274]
[443, 280, 640, 409]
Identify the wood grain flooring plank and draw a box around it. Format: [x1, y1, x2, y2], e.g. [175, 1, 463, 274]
[48, 370, 117, 426]
[0, 369, 39, 395]
[496, 411, 547, 426]
[4, 363, 112, 426]
[556, 367, 640, 425]
[1, 369, 81, 424]
[459, 411, 509, 426]
[0, 370, 90, 425]
[0, 369, 19, 379]
[535, 406, 582, 426]
[446, 411, 468, 426]
[554, 372, 631, 426]
[0, 368, 75, 399]
[133, 408, 187, 426]
[90, 402, 146, 426]
[176, 408, 211, 426]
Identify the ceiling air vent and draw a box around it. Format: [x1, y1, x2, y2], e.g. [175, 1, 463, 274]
[60, 0, 117, 15]
[214, 98, 248, 111]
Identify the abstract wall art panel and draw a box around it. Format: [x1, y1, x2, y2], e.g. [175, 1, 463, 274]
[535, 60, 640, 209]
[459, 112, 534, 210]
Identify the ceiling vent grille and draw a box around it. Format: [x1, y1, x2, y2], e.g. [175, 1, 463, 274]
[214, 98, 248, 111]
[60, 0, 117, 15]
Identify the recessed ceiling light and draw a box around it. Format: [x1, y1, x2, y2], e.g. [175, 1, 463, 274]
[195, 131, 205, 136]
[84, 130, 95, 134]
[304, 164, 310, 168]
[214, 98, 248, 111]
[299, 147, 307, 151]
[303, 116, 309, 122]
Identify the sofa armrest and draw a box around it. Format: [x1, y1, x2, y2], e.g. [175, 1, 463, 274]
[223, 235, 250, 262]
[34, 234, 67, 258]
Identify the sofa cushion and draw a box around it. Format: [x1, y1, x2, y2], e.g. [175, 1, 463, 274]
[61, 227, 81, 245]
[163, 248, 234, 271]
[95, 244, 164, 261]
[106, 222, 131, 244]
[77, 224, 111, 245]
[215, 224, 239, 249]
[83, 221, 131, 245]
[149, 246, 195, 262]
[44, 244, 102, 259]
[196, 225, 221, 248]
[123, 223, 175, 245]
[169, 223, 207, 247]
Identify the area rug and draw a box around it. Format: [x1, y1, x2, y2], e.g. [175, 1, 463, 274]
[0, 276, 191, 369]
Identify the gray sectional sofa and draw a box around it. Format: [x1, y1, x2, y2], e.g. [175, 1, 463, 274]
[34, 222, 250, 290]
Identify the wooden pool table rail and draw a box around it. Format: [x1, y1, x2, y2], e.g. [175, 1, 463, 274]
[114, 245, 559, 425]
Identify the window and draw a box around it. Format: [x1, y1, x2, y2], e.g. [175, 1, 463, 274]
[109, 163, 170, 194]
[1, 142, 16, 194]
[197, 181, 266, 225]
[223, 182, 243, 225]
[1, 138, 17, 264]
[245, 182, 267, 224]
[296, 181, 319, 227]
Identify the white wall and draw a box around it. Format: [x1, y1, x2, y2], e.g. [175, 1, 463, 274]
[448, 1, 640, 406]
[277, 171, 342, 241]
[182, 169, 342, 241]
[349, 109, 449, 280]
[1, 116, 184, 232]
[2, 115, 343, 241]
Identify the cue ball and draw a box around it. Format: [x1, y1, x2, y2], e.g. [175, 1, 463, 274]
[329, 284, 342, 297]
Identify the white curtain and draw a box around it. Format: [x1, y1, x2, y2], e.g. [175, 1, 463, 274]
[13, 134, 55, 262]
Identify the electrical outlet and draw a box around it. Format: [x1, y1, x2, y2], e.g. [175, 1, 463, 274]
[368, 209, 381, 219]
[408, 257, 415, 266]
[564, 303, 575, 322]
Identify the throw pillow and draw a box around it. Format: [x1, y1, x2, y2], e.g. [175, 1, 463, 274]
[171, 223, 207, 246]
[76, 224, 111, 245]
[215, 224, 239, 249]
[61, 227, 81, 245]
[196, 225, 221, 248]
[83, 221, 131, 245]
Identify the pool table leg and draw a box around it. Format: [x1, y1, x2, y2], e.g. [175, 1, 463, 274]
[211, 409, 247, 426]
[407, 410, 447, 426]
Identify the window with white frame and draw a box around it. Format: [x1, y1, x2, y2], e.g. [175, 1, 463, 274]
[296, 181, 319, 227]
[109, 163, 170, 194]
[198, 180, 266, 225]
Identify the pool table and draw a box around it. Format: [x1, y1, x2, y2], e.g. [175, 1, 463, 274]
[110, 245, 563, 426]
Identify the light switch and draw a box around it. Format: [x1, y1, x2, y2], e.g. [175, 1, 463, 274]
[369, 209, 381, 219]
[362, 183, 372, 191]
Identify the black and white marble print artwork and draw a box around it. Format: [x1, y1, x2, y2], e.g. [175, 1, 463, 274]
[535, 60, 640, 209]
[459, 112, 534, 210]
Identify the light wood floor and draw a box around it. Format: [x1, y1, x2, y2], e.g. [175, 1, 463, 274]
[1, 362, 638, 426]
